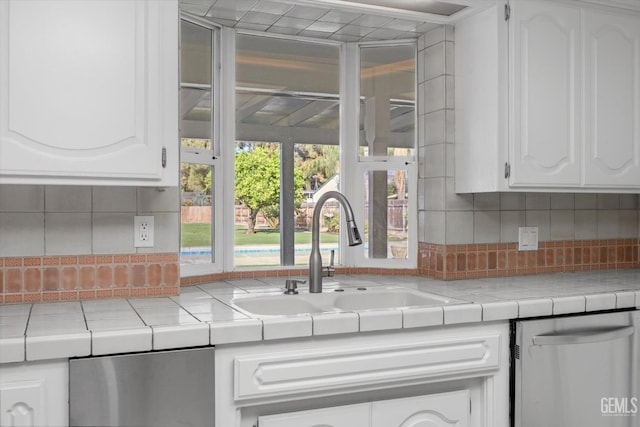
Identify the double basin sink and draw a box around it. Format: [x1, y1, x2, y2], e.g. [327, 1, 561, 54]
[230, 286, 467, 317]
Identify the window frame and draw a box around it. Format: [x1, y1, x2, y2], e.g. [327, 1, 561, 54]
[179, 25, 418, 277]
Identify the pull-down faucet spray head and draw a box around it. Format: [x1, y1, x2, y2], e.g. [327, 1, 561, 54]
[309, 191, 362, 293]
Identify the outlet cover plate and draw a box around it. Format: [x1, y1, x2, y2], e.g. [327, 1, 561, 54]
[134, 215, 154, 247]
[518, 226, 538, 251]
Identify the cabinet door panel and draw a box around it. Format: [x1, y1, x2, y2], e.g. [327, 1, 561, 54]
[371, 390, 470, 427]
[258, 403, 370, 427]
[0, 361, 68, 427]
[510, 1, 581, 187]
[0, 0, 177, 185]
[584, 11, 640, 187]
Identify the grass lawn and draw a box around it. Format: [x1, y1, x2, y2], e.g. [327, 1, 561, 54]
[181, 224, 340, 247]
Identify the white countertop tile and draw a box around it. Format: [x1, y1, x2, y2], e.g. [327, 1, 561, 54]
[151, 323, 210, 350]
[443, 304, 482, 325]
[1, 269, 639, 362]
[210, 319, 262, 345]
[0, 337, 25, 363]
[517, 299, 553, 318]
[312, 312, 359, 335]
[30, 301, 82, 316]
[481, 301, 518, 322]
[585, 293, 617, 312]
[402, 306, 443, 328]
[358, 309, 403, 332]
[26, 331, 91, 361]
[262, 316, 312, 340]
[86, 318, 146, 330]
[92, 327, 152, 355]
[615, 291, 636, 309]
[552, 296, 586, 315]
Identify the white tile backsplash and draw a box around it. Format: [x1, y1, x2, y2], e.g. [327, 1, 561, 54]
[0, 185, 179, 257]
[93, 186, 137, 212]
[0, 185, 44, 211]
[45, 186, 91, 212]
[45, 213, 92, 255]
[92, 213, 135, 254]
[0, 212, 45, 256]
[474, 211, 500, 244]
[575, 210, 598, 239]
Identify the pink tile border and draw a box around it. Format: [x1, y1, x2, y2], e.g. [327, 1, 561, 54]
[418, 239, 639, 280]
[0, 253, 179, 303]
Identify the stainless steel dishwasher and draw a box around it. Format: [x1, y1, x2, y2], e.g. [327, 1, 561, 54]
[512, 310, 639, 427]
[69, 347, 215, 427]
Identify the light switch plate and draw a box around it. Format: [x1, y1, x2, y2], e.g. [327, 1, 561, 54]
[518, 227, 538, 251]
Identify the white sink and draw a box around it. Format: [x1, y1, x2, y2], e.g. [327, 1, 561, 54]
[231, 294, 329, 316]
[230, 287, 467, 317]
[333, 288, 462, 311]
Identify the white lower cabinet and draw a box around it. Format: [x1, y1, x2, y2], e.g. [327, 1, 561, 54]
[259, 402, 371, 427]
[371, 390, 470, 427]
[259, 390, 470, 427]
[0, 360, 68, 427]
[216, 322, 510, 427]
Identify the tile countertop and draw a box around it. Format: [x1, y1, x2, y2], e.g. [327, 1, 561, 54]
[1, 269, 639, 364]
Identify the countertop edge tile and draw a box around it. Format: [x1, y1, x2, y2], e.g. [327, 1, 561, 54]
[517, 299, 553, 318]
[402, 306, 443, 328]
[26, 332, 91, 361]
[210, 319, 262, 345]
[151, 324, 210, 350]
[358, 309, 403, 332]
[262, 316, 312, 340]
[585, 293, 617, 312]
[443, 304, 482, 325]
[615, 291, 636, 309]
[92, 327, 153, 356]
[0, 337, 25, 363]
[552, 296, 586, 315]
[481, 301, 518, 322]
[312, 312, 359, 336]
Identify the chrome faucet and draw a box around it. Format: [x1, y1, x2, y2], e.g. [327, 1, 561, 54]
[309, 191, 363, 293]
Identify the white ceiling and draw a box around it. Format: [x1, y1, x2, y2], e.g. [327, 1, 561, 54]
[179, 0, 485, 42]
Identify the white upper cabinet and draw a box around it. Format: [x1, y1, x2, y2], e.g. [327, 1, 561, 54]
[455, 0, 640, 193]
[509, 1, 581, 187]
[583, 9, 640, 188]
[0, 0, 178, 186]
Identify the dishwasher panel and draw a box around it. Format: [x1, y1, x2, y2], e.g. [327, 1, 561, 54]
[513, 310, 639, 427]
[70, 347, 215, 427]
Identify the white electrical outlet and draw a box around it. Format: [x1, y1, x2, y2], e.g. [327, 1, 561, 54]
[134, 216, 154, 247]
[518, 226, 538, 251]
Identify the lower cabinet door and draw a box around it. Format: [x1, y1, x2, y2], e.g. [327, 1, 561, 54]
[371, 390, 470, 427]
[0, 360, 68, 427]
[258, 402, 371, 427]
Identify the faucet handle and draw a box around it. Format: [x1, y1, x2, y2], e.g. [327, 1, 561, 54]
[284, 279, 306, 295]
[324, 250, 335, 277]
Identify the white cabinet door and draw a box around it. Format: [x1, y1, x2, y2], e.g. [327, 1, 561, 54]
[371, 390, 470, 427]
[584, 10, 640, 188]
[258, 402, 371, 427]
[0, 360, 68, 427]
[0, 0, 178, 186]
[509, 0, 581, 187]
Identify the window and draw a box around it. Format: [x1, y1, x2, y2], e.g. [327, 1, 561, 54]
[179, 20, 217, 270]
[179, 21, 416, 275]
[356, 43, 416, 265]
[235, 34, 340, 268]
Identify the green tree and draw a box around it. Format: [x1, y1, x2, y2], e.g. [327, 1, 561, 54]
[295, 144, 339, 190]
[235, 143, 305, 234]
[180, 139, 212, 197]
